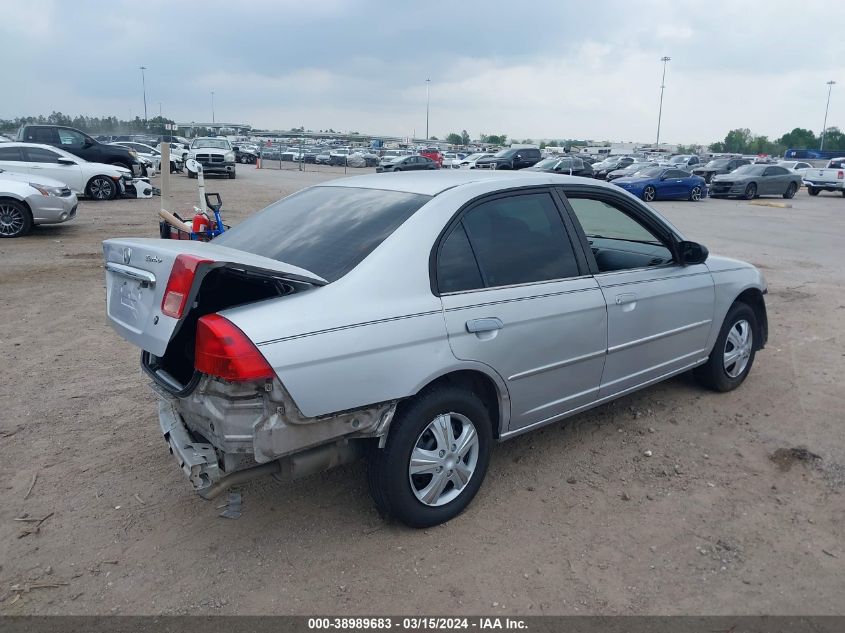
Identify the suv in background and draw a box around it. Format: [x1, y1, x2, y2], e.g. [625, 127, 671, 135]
[474, 147, 541, 170]
[16, 124, 142, 176]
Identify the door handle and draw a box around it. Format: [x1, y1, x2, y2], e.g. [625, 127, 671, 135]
[615, 293, 638, 311]
[466, 317, 503, 333]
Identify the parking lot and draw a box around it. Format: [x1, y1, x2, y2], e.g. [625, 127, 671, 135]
[1, 166, 843, 615]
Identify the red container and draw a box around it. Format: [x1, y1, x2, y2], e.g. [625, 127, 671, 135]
[192, 212, 209, 233]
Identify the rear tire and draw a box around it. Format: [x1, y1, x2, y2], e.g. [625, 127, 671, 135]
[808, 186, 819, 196]
[783, 182, 797, 199]
[86, 176, 117, 200]
[0, 199, 33, 238]
[368, 386, 493, 528]
[694, 302, 758, 392]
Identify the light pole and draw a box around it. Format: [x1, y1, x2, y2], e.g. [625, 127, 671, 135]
[425, 78, 430, 140]
[821, 80, 836, 150]
[655, 56, 671, 149]
[158, 102, 162, 118]
[211, 91, 215, 125]
[140, 66, 148, 122]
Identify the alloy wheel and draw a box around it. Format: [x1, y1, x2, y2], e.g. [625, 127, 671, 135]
[408, 412, 480, 507]
[643, 186, 656, 202]
[0, 202, 25, 237]
[90, 178, 114, 200]
[723, 319, 753, 378]
[691, 186, 702, 201]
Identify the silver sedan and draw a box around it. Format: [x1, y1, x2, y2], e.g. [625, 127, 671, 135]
[103, 171, 768, 527]
[1, 169, 78, 237]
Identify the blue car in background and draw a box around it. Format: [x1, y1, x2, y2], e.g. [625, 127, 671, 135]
[613, 167, 708, 202]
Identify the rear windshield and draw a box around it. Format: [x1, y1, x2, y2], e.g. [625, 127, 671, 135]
[214, 186, 431, 282]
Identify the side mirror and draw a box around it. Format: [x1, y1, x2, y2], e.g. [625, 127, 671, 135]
[678, 240, 708, 266]
[57, 157, 76, 165]
[83, 138, 94, 148]
[659, 175, 667, 181]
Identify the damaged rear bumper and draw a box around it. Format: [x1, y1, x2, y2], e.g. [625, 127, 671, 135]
[159, 399, 222, 494]
[154, 376, 396, 498]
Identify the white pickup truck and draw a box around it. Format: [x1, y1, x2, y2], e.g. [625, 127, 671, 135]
[802, 157, 845, 196]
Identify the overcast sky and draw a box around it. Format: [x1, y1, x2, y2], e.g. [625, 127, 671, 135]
[2, 0, 843, 144]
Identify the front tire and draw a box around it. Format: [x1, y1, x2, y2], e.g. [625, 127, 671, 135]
[689, 185, 703, 201]
[783, 182, 797, 199]
[0, 199, 33, 238]
[368, 386, 493, 528]
[642, 185, 657, 202]
[86, 176, 117, 200]
[743, 183, 757, 200]
[694, 302, 758, 392]
[228, 170, 236, 179]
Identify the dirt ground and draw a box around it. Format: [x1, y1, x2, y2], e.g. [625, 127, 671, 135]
[1, 166, 843, 615]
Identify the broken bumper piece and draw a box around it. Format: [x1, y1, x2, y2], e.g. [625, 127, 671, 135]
[158, 400, 221, 494]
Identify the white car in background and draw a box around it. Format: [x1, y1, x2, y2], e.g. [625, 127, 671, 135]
[0, 167, 79, 237]
[111, 142, 161, 177]
[459, 152, 494, 169]
[777, 160, 813, 179]
[441, 152, 466, 169]
[0, 142, 132, 200]
[157, 142, 190, 165]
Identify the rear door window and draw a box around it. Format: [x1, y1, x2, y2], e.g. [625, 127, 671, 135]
[0, 146, 23, 160]
[213, 186, 430, 282]
[29, 127, 58, 143]
[23, 147, 62, 163]
[457, 191, 580, 288]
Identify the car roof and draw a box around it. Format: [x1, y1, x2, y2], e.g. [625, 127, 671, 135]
[320, 170, 623, 197]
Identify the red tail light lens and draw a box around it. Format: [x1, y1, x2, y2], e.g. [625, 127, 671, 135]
[838, 170, 844, 179]
[195, 314, 275, 382]
[161, 254, 212, 318]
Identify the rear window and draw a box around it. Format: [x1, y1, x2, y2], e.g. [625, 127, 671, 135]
[214, 186, 430, 282]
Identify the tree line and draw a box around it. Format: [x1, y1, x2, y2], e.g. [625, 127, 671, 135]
[707, 127, 845, 155]
[0, 111, 177, 136]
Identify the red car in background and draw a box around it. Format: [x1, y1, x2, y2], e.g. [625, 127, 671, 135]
[419, 148, 443, 168]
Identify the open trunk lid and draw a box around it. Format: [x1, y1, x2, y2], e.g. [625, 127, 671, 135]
[103, 238, 326, 356]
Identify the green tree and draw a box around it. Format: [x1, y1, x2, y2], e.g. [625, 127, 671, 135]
[446, 132, 463, 145]
[484, 134, 507, 145]
[461, 129, 470, 145]
[820, 126, 845, 150]
[722, 128, 754, 153]
[777, 127, 817, 149]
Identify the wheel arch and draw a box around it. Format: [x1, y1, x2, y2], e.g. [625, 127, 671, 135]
[734, 287, 768, 350]
[408, 368, 509, 439]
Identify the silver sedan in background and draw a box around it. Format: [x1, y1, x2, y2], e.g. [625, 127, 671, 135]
[0, 168, 78, 237]
[103, 171, 768, 527]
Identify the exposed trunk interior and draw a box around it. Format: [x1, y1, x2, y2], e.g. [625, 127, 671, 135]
[144, 267, 301, 391]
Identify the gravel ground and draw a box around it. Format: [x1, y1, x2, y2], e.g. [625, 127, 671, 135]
[0, 167, 843, 615]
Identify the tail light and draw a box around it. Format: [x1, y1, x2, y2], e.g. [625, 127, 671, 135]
[161, 254, 212, 318]
[838, 171, 844, 179]
[195, 314, 275, 382]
